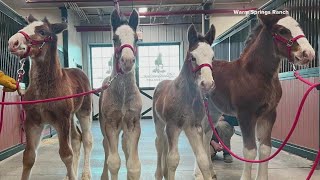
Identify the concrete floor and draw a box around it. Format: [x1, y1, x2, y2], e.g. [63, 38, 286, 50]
[0, 120, 319, 180]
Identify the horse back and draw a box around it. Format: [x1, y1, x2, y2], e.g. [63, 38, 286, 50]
[62, 68, 92, 112]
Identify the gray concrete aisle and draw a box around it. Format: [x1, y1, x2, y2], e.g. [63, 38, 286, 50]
[0, 120, 319, 180]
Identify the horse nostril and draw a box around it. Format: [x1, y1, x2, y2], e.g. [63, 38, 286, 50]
[13, 40, 19, 48]
[201, 81, 205, 87]
[121, 58, 124, 63]
[302, 50, 308, 58]
[133, 59, 135, 63]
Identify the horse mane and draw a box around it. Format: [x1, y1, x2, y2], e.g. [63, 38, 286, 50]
[240, 22, 264, 57]
[244, 23, 263, 48]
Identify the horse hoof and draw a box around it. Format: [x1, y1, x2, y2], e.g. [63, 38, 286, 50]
[63, 176, 69, 180]
[194, 174, 204, 180]
[82, 173, 91, 180]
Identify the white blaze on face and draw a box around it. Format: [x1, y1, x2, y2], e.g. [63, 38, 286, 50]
[115, 24, 135, 60]
[21, 21, 44, 36]
[191, 42, 214, 89]
[8, 21, 44, 52]
[277, 16, 315, 60]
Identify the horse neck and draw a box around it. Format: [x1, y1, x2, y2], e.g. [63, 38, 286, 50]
[241, 27, 281, 78]
[175, 54, 202, 98]
[111, 54, 136, 86]
[29, 42, 63, 86]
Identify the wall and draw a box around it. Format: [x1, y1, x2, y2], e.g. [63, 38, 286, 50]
[2, 0, 82, 68]
[67, 10, 82, 68]
[209, 0, 269, 37]
[13, 8, 63, 48]
[81, 24, 201, 81]
[82, 24, 201, 119]
[273, 77, 319, 151]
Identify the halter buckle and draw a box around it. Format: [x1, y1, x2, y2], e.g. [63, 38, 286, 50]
[39, 42, 46, 49]
[286, 40, 293, 47]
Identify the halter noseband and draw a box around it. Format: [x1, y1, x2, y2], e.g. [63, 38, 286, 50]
[188, 53, 213, 74]
[18, 31, 54, 59]
[272, 33, 305, 61]
[114, 44, 136, 74]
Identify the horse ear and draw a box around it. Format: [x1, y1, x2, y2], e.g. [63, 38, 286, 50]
[205, 24, 216, 45]
[128, 9, 139, 31]
[51, 23, 67, 34]
[188, 24, 198, 48]
[27, 14, 38, 24]
[111, 9, 121, 32]
[258, 14, 287, 28]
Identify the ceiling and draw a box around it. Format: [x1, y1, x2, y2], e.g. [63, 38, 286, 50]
[3, 0, 262, 26]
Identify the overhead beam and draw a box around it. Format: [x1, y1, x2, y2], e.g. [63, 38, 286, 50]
[26, 0, 152, 3]
[84, 8, 257, 17]
[75, 22, 202, 32]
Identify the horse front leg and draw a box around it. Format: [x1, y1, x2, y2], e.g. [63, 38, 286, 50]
[255, 110, 276, 180]
[21, 114, 44, 180]
[105, 118, 121, 180]
[77, 113, 93, 180]
[185, 125, 212, 180]
[238, 111, 258, 180]
[193, 129, 215, 180]
[154, 117, 166, 180]
[54, 117, 76, 180]
[165, 123, 182, 180]
[70, 117, 81, 179]
[122, 113, 142, 180]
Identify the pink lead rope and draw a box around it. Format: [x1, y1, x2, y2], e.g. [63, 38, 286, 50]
[204, 69, 320, 179]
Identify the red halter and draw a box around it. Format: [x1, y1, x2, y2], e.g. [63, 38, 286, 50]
[272, 33, 305, 61]
[18, 31, 54, 59]
[114, 44, 136, 74]
[188, 53, 213, 74]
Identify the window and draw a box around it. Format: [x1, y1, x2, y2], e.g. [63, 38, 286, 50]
[90, 46, 114, 88]
[138, 44, 180, 88]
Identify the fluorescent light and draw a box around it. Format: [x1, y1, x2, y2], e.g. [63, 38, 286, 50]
[138, 7, 147, 18]
[139, 7, 148, 13]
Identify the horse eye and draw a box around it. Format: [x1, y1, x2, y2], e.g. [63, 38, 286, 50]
[39, 30, 45, 36]
[192, 57, 196, 61]
[279, 28, 289, 35]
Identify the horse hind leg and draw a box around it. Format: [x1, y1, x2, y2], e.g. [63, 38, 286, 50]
[255, 110, 276, 180]
[70, 117, 82, 179]
[21, 116, 44, 180]
[238, 112, 258, 180]
[76, 112, 93, 180]
[122, 115, 142, 180]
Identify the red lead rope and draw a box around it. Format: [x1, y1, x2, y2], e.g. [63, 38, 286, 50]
[0, 91, 5, 134]
[204, 71, 320, 179]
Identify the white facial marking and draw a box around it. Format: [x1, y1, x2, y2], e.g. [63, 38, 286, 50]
[115, 25, 135, 59]
[191, 42, 214, 88]
[21, 21, 44, 35]
[8, 21, 44, 56]
[277, 16, 314, 57]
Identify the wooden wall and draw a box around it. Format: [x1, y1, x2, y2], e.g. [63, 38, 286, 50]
[0, 90, 24, 152]
[273, 77, 319, 150]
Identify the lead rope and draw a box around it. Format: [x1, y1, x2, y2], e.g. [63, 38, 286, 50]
[204, 64, 320, 179]
[0, 91, 5, 134]
[0, 59, 25, 134]
[17, 59, 26, 144]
